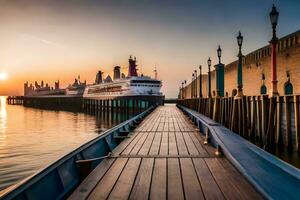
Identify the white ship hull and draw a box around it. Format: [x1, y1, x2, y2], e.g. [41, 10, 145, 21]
[83, 76, 162, 99]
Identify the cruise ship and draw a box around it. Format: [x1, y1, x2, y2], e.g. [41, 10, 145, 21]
[83, 56, 163, 99]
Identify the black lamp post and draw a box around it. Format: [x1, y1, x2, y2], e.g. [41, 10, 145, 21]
[199, 65, 202, 98]
[181, 81, 184, 99]
[207, 57, 212, 98]
[237, 31, 244, 97]
[270, 5, 279, 41]
[217, 45, 222, 64]
[184, 80, 187, 98]
[269, 4, 279, 96]
[194, 70, 197, 98]
[192, 73, 195, 98]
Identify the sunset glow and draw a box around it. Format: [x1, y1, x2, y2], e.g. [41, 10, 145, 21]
[0, 1, 299, 97]
[0, 73, 8, 81]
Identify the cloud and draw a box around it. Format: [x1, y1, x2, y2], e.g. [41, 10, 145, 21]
[20, 33, 67, 49]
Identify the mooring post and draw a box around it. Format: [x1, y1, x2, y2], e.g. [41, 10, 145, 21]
[266, 96, 277, 150]
[213, 97, 220, 122]
[285, 96, 292, 150]
[107, 99, 110, 114]
[261, 95, 268, 146]
[256, 96, 262, 143]
[294, 95, 300, 153]
[111, 99, 114, 115]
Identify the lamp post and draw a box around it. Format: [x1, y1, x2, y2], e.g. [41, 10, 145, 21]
[236, 31, 244, 97]
[181, 81, 184, 99]
[184, 80, 187, 98]
[215, 45, 225, 97]
[194, 70, 197, 98]
[199, 65, 202, 98]
[192, 73, 195, 98]
[269, 4, 279, 96]
[207, 57, 212, 98]
[217, 45, 222, 64]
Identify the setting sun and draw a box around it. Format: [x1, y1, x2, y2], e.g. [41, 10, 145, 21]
[0, 72, 7, 80]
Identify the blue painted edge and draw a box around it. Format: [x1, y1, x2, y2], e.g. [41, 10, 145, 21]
[178, 104, 300, 200]
[0, 106, 154, 200]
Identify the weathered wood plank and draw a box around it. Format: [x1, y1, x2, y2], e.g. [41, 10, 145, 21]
[193, 131, 215, 156]
[113, 132, 140, 155]
[138, 132, 155, 155]
[129, 158, 154, 200]
[121, 132, 144, 155]
[68, 158, 116, 200]
[168, 132, 178, 155]
[218, 158, 263, 200]
[175, 132, 189, 155]
[87, 158, 128, 200]
[108, 158, 141, 200]
[157, 122, 165, 132]
[205, 158, 247, 200]
[130, 132, 149, 155]
[188, 132, 209, 156]
[182, 132, 199, 155]
[192, 158, 225, 200]
[150, 158, 167, 200]
[167, 158, 184, 200]
[159, 132, 169, 155]
[149, 132, 162, 155]
[180, 158, 205, 200]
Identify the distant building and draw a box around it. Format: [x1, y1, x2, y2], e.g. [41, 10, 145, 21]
[24, 80, 65, 96]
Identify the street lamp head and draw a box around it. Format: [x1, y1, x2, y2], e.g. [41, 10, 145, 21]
[207, 57, 211, 67]
[217, 45, 222, 63]
[270, 4, 279, 28]
[192, 73, 194, 77]
[237, 31, 243, 47]
[194, 70, 197, 73]
[184, 80, 187, 84]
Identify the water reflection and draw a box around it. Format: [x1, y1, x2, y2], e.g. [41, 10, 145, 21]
[0, 96, 132, 192]
[0, 96, 7, 134]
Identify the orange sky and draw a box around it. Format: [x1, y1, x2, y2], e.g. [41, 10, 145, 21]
[0, 1, 299, 97]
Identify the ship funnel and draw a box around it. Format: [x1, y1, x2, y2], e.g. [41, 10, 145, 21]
[55, 80, 59, 90]
[113, 66, 121, 80]
[95, 70, 103, 84]
[128, 55, 138, 77]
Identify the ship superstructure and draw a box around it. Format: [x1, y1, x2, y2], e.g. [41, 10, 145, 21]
[65, 76, 87, 96]
[83, 56, 163, 99]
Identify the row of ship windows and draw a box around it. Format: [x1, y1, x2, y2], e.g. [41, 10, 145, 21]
[130, 84, 160, 87]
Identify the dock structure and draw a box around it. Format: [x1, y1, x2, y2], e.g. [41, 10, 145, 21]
[177, 95, 300, 154]
[9, 95, 163, 113]
[69, 105, 262, 200]
[7, 96, 24, 105]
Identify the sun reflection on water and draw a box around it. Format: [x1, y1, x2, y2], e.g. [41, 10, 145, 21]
[0, 96, 7, 134]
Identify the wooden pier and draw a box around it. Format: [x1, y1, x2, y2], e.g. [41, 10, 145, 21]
[8, 95, 163, 113]
[69, 105, 262, 200]
[7, 96, 24, 105]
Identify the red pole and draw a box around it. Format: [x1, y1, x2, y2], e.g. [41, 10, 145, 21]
[271, 40, 278, 96]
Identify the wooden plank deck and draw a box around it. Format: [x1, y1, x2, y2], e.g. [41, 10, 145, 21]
[69, 105, 262, 200]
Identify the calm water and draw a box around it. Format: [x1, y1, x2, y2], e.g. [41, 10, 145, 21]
[0, 96, 130, 192]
